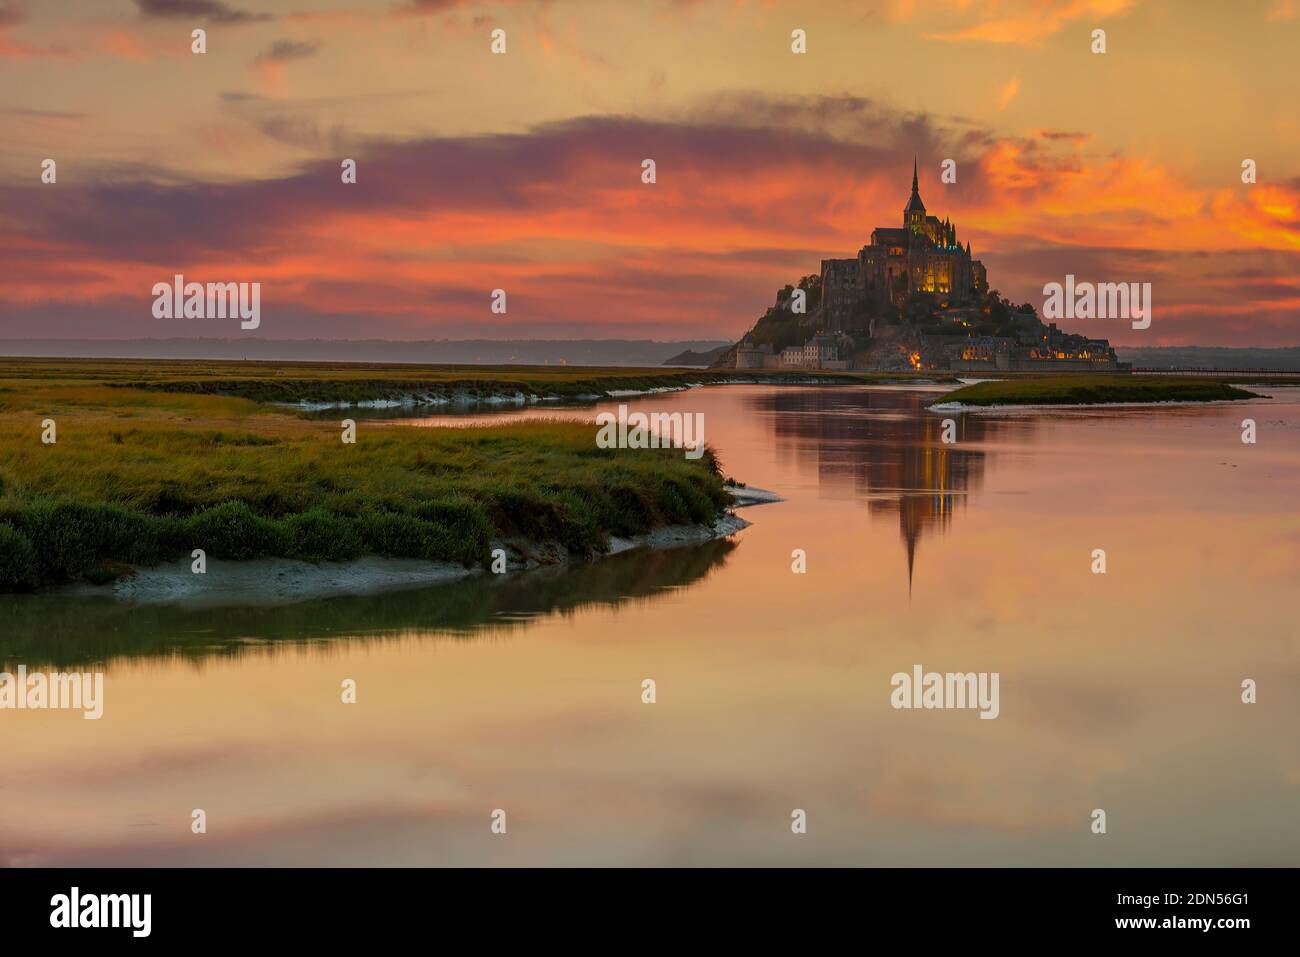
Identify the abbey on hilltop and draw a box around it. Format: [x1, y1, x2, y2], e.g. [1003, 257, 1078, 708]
[820, 159, 987, 330]
[717, 160, 1126, 373]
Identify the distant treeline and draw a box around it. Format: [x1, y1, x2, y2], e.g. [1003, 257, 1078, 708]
[1116, 346, 1300, 371]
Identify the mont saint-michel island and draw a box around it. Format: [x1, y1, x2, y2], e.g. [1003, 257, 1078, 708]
[713, 161, 1128, 374]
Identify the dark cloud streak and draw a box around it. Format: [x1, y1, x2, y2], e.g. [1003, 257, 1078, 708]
[0, 1, 25, 28]
[134, 0, 272, 24]
[255, 39, 320, 63]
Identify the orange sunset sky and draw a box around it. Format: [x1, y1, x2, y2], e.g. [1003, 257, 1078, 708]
[2, 0, 1298, 345]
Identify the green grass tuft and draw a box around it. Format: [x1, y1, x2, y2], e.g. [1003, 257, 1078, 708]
[941, 375, 1259, 407]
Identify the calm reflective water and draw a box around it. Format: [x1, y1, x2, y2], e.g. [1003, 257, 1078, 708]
[3, 384, 1298, 866]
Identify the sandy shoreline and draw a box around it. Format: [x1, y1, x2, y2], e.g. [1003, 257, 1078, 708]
[63, 488, 780, 608]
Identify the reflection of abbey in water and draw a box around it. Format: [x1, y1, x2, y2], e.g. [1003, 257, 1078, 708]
[754, 389, 1027, 589]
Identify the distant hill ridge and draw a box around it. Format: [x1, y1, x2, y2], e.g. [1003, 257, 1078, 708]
[0, 338, 734, 368]
[662, 346, 730, 367]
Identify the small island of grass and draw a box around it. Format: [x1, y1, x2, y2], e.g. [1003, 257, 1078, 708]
[0, 359, 738, 593]
[937, 375, 1261, 408]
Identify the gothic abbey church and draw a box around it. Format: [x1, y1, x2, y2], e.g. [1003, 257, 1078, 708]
[819, 161, 987, 331]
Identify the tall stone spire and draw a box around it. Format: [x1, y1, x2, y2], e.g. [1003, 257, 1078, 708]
[904, 156, 926, 220]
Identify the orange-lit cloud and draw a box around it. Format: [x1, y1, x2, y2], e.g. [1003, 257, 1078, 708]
[924, 0, 1134, 45]
[99, 29, 149, 62]
[0, 1, 74, 59]
[1267, 0, 1297, 21]
[0, 1, 1297, 348]
[2, 97, 1297, 345]
[995, 76, 1021, 111]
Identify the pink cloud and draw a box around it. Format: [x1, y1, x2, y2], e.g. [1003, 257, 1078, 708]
[1, 96, 1296, 345]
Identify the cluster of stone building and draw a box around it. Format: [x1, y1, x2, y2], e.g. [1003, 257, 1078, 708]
[734, 325, 1124, 372]
[820, 160, 987, 331]
[727, 161, 1126, 373]
[922, 323, 1125, 372]
[735, 334, 849, 371]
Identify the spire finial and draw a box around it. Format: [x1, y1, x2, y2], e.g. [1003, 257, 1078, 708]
[912, 156, 918, 192]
